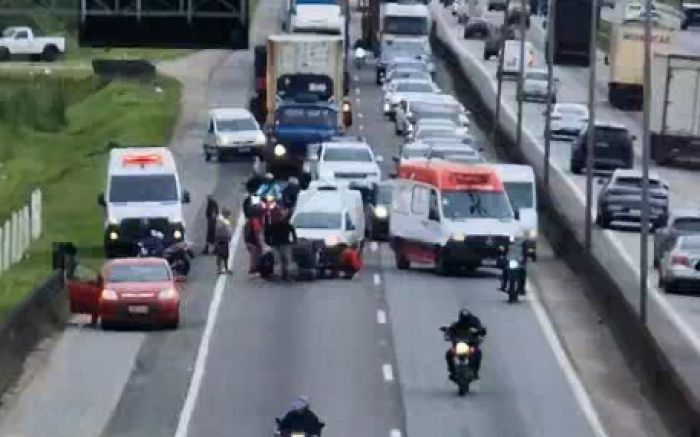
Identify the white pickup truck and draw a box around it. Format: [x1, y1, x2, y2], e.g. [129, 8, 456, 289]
[0, 27, 66, 62]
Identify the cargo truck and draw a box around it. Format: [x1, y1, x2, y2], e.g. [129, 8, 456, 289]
[606, 22, 673, 110]
[264, 34, 352, 179]
[547, 0, 593, 66]
[651, 53, 700, 167]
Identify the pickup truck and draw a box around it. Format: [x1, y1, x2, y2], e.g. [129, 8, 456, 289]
[0, 27, 66, 62]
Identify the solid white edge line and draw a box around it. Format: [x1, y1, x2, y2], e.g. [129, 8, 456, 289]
[377, 309, 387, 325]
[390, 429, 402, 437]
[382, 364, 394, 382]
[527, 280, 609, 437]
[174, 212, 244, 437]
[373, 273, 381, 286]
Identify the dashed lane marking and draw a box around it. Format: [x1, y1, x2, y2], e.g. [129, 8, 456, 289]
[390, 430, 402, 437]
[382, 364, 394, 382]
[377, 310, 387, 325]
[373, 273, 381, 286]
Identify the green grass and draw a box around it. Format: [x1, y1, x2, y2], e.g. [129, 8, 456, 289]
[0, 75, 181, 319]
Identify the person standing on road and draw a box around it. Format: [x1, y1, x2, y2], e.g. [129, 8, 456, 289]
[244, 205, 265, 276]
[281, 176, 301, 212]
[203, 195, 219, 254]
[214, 208, 234, 275]
[265, 206, 297, 280]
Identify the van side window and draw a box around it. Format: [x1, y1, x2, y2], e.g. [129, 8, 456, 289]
[428, 189, 440, 221]
[345, 212, 355, 231]
[411, 186, 429, 215]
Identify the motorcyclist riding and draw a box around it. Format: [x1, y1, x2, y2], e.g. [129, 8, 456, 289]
[277, 396, 325, 436]
[255, 172, 282, 199]
[444, 308, 487, 380]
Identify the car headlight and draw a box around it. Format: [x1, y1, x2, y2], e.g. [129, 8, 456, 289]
[342, 102, 351, 112]
[158, 288, 178, 300]
[455, 341, 470, 356]
[273, 144, 286, 157]
[508, 259, 520, 269]
[526, 229, 537, 240]
[108, 231, 119, 241]
[383, 102, 390, 112]
[324, 235, 340, 247]
[216, 134, 228, 146]
[374, 205, 389, 218]
[407, 124, 414, 133]
[255, 132, 266, 145]
[173, 229, 183, 240]
[101, 289, 118, 301]
[450, 232, 465, 242]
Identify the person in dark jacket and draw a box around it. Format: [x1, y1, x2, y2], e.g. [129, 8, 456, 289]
[214, 208, 234, 275]
[265, 206, 297, 280]
[278, 396, 324, 436]
[444, 308, 487, 380]
[203, 195, 219, 254]
[281, 176, 301, 211]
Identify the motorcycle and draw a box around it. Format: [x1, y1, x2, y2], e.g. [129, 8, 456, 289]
[500, 239, 527, 303]
[251, 193, 283, 225]
[136, 232, 194, 279]
[274, 418, 324, 437]
[440, 326, 482, 396]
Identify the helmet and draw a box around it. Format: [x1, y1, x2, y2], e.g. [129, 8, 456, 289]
[458, 307, 471, 322]
[291, 396, 309, 412]
[288, 176, 299, 186]
[265, 172, 274, 181]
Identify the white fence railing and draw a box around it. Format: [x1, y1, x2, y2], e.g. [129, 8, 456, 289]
[0, 190, 42, 274]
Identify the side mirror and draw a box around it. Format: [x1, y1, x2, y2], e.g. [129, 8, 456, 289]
[97, 193, 106, 207]
[376, 155, 385, 163]
[182, 190, 191, 203]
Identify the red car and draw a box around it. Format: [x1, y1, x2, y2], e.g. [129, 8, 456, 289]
[68, 258, 180, 329]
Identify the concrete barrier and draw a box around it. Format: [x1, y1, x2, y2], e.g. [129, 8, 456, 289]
[431, 5, 700, 434]
[0, 271, 67, 396]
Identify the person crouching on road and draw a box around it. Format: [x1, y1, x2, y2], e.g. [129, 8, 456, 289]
[338, 245, 362, 279]
[244, 205, 264, 276]
[265, 206, 297, 280]
[214, 208, 233, 275]
[203, 195, 219, 254]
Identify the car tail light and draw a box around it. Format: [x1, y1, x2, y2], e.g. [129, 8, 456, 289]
[672, 255, 690, 267]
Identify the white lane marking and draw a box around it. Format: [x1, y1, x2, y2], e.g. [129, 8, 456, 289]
[355, 87, 361, 95]
[528, 281, 609, 437]
[356, 97, 361, 104]
[390, 430, 402, 437]
[358, 112, 365, 119]
[373, 273, 381, 286]
[353, 74, 359, 82]
[370, 241, 379, 252]
[377, 310, 387, 325]
[359, 124, 365, 131]
[174, 212, 244, 437]
[382, 364, 394, 382]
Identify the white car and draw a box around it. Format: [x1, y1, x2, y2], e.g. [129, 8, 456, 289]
[624, 1, 659, 21]
[548, 103, 589, 140]
[412, 124, 470, 144]
[659, 234, 700, 294]
[312, 139, 383, 188]
[383, 79, 440, 118]
[394, 142, 484, 165]
[410, 119, 469, 141]
[519, 68, 558, 103]
[383, 67, 433, 89]
[292, 181, 366, 254]
[203, 108, 266, 161]
[0, 27, 65, 62]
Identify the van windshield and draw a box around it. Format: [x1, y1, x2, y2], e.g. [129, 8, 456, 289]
[503, 182, 534, 210]
[383, 16, 428, 35]
[292, 212, 342, 229]
[441, 190, 513, 219]
[109, 175, 178, 203]
[277, 107, 336, 129]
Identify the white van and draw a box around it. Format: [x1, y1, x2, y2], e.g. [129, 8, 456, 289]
[292, 181, 365, 260]
[381, 2, 431, 39]
[98, 147, 190, 258]
[490, 164, 538, 260]
[499, 40, 535, 79]
[389, 160, 522, 274]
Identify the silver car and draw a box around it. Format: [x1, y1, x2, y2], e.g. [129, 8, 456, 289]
[547, 103, 588, 140]
[519, 69, 558, 103]
[653, 209, 700, 268]
[659, 235, 700, 294]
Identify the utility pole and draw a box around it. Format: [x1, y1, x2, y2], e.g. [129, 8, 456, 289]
[492, 0, 511, 144]
[544, 0, 556, 187]
[640, 0, 653, 325]
[584, 0, 598, 250]
[516, 0, 527, 150]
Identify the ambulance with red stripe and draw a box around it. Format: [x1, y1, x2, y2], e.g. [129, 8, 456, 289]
[389, 160, 522, 273]
[98, 147, 191, 258]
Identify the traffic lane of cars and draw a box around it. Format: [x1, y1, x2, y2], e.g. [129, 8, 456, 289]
[183, 242, 403, 437]
[380, 252, 600, 437]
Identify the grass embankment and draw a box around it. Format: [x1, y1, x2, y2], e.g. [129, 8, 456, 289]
[597, 19, 612, 52]
[0, 73, 181, 319]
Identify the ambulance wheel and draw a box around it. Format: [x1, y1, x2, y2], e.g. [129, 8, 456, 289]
[395, 242, 410, 270]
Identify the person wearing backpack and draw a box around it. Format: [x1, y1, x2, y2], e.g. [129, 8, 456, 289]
[244, 205, 264, 276]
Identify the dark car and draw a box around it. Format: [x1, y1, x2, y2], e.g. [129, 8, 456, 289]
[653, 210, 700, 268]
[464, 18, 490, 39]
[569, 122, 635, 174]
[365, 182, 394, 241]
[483, 24, 517, 60]
[595, 169, 669, 230]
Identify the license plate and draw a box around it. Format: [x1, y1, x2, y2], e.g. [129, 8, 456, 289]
[628, 209, 641, 217]
[128, 305, 149, 314]
[238, 147, 250, 153]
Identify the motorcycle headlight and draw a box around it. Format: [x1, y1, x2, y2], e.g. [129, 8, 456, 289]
[324, 235, 340, 247]
[101, 289, 118, 301]
[173, 229, 183, 240]
[374, 205, 388, 218]
[291, 433, 305, 437]
[450, 232, 465, 242]
[526, 229, 537, 240]
[455, 341, 470, 356]
[108, 231, 119, 241]
[383, 102, 391, 112]
[265, 194, 276, 202]
[509, 235, 516, 243]
[508, 259, 520, 269]
[273, 144, 286, 157]
[158, 288, 178, 300]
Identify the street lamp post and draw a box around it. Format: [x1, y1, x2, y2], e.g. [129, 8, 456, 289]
[516, 0, 527, 150]
[640, 0, 653, 324]
[544, 0, 556, 187]
[492, 0, 511, 144]
[584, 0, 598, 250]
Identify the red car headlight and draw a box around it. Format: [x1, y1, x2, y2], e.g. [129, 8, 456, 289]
[158, 288, 178, 301]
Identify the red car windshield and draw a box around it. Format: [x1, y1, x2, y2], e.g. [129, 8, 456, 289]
[107, 264, 172, 283]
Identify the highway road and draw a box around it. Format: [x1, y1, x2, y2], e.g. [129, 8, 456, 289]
[0, 4, 662, 437]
